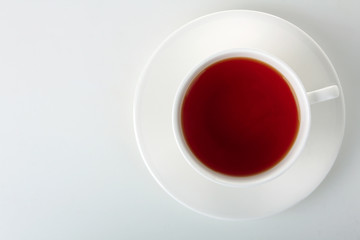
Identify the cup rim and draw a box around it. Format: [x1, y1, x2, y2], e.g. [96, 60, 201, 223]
[172, 48, 311, 188]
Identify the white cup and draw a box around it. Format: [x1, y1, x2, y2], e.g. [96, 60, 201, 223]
[172, 48, 339, 188]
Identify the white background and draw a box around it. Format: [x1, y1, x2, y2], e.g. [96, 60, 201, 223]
[0, 0, 359, 239]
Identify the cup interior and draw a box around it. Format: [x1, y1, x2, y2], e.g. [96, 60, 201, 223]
[173, 48, 311, 187]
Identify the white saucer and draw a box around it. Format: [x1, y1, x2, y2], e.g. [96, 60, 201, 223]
[134, 10, 345, 220]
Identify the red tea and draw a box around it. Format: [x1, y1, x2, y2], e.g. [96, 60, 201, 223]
[181, 58, 300, 176]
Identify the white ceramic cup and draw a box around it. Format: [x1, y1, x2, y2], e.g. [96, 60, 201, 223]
[172, 48, 340, 188]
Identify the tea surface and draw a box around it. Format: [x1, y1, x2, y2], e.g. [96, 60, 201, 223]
[181, 57, 300, 176]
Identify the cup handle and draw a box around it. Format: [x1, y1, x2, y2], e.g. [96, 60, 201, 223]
[306, 85, 340, 104]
